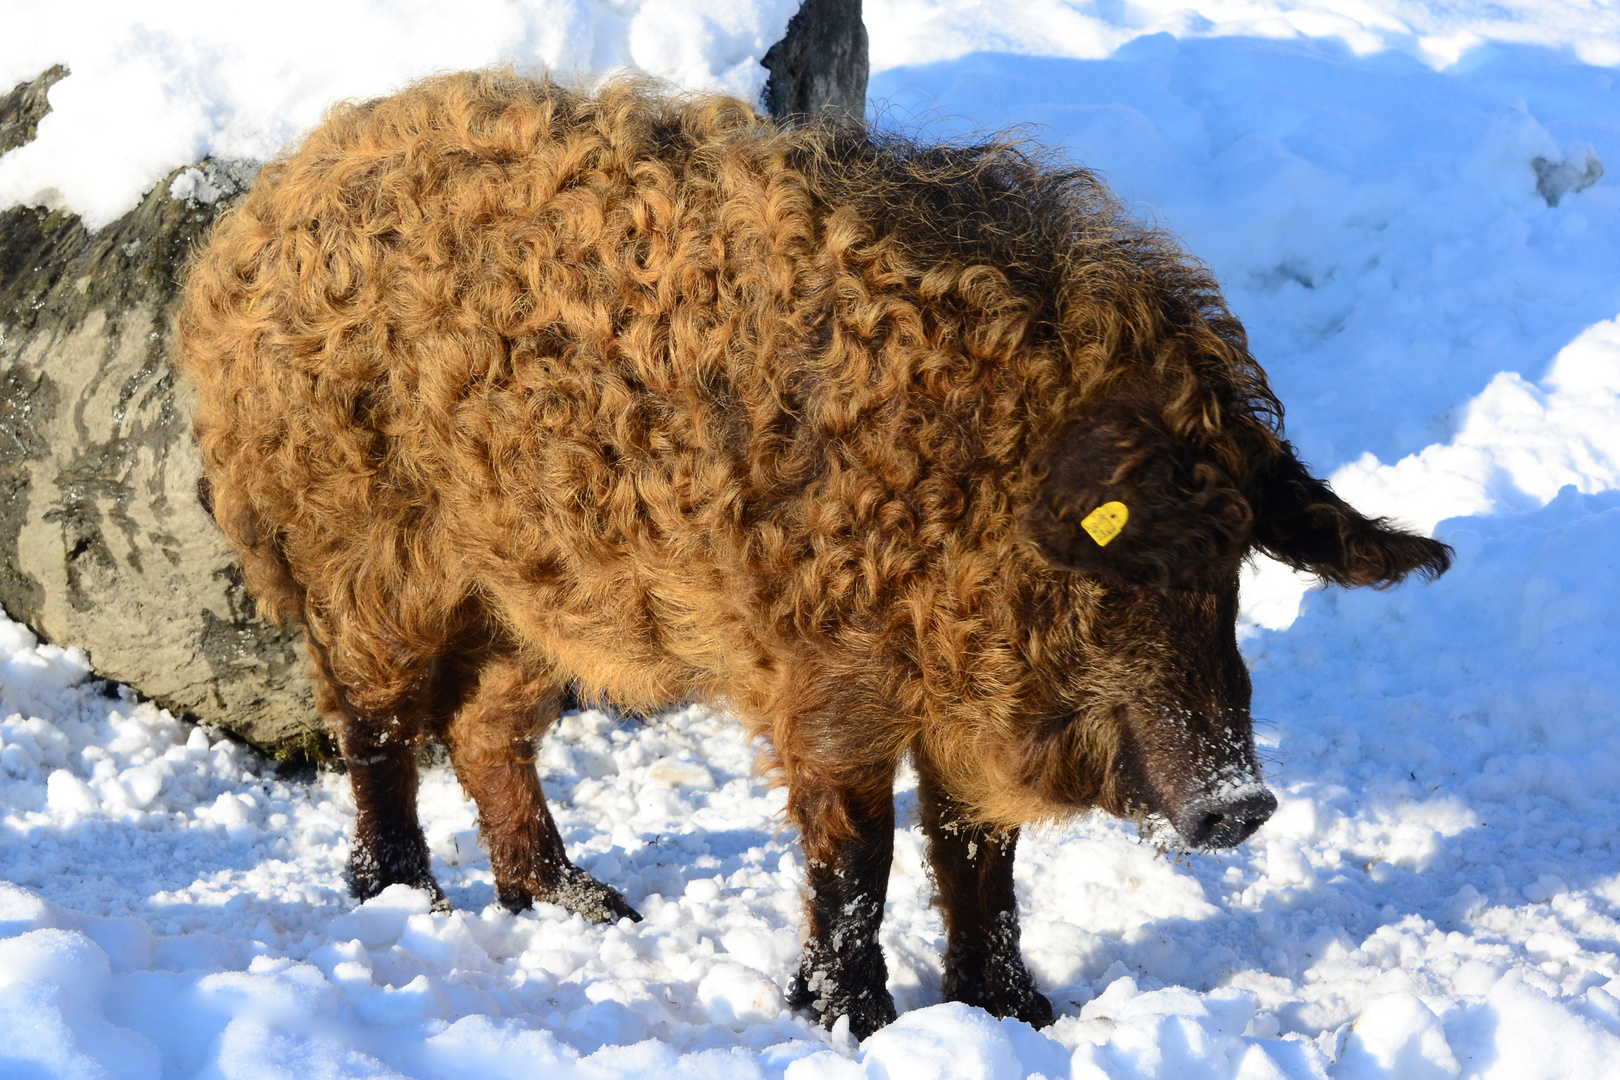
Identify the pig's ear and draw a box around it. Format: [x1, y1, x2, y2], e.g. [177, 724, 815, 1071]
[1248, 444, 1453, 587]
[1021, 409, 1254, 589]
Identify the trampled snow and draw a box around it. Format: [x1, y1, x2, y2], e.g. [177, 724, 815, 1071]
[5, 2, 1620, 1078]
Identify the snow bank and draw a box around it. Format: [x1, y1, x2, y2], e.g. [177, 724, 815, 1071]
[1245, 311, 1620, 629]
[872, 36, 1620, 473]
[1333, 315, 1620, 533]
[0, 0, 800, 229]
[864, 0, 1620, 73]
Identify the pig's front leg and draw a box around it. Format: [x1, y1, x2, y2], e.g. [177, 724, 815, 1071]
[916, 752, 1053, 1027]
[786, 768, 898, 1038]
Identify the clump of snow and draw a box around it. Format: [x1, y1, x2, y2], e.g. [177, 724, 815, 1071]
[0, 0, 801, 229]
[1336, 992, 1459, 1080]
[168, 158, 257, 208]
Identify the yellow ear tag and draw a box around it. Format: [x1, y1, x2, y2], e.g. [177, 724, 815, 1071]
[1081, 501, 1129, 547]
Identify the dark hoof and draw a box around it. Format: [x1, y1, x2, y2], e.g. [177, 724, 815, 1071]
[942, 961, 1054, 1028]
[345, 855, 447, 911]
[945, 981, 1054, 1028]
[993, 987, 1055, 1028]
[503, 866, 642, 923]
[789, 962, 898, 1040]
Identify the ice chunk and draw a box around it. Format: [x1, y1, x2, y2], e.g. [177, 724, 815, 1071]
[859, 1002, 1023, 1080]
[46, 769, 100, 817]
[328, 884, 435, 949]
[1337, 993, 1460, 1080]
[697, 961, 785, 1029]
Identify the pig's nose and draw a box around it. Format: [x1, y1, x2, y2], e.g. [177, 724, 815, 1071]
[1176, 785, 1278, 849]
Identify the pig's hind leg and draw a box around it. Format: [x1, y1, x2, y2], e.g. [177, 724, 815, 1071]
[433, 653, 640, 923]
[916, 752, 1054, 1027]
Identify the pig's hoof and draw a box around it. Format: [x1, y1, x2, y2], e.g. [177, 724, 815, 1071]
[996, 987, 1055, 1028]
[502, 867, 642, 923]
[789, 964, 898, 1040]
[345, 853, 448, 912]
[942, 963, 1054, 1028]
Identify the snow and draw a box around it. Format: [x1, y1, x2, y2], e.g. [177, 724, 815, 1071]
[1331, 315, 1620, 534]
[6, 2, 1620, 1078]
[0, 0, 801, 229]
[863, 0, 1620, 73]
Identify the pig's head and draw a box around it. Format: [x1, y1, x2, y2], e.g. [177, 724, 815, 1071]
[999, 394, 1453, 850]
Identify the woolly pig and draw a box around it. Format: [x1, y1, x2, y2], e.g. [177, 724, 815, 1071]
[177, 71, 1451, 1037]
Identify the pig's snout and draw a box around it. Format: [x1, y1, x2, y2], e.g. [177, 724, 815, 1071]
[1175, 783, 1277, 849]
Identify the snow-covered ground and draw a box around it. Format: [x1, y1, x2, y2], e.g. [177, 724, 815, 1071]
[5, 2, 1620, 1078]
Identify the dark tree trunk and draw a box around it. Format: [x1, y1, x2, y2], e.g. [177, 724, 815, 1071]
[762, 0, 869, 123]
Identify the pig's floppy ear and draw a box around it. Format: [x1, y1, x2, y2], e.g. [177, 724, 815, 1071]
[1248, 444, 1453, 587]
[1021, 408, 1254, 589]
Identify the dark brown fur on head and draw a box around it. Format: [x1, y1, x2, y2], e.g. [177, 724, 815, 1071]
[1019, 397, 1255, 591]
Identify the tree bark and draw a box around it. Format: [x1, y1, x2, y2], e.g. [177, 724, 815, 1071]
[762, 0, 869, 123]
